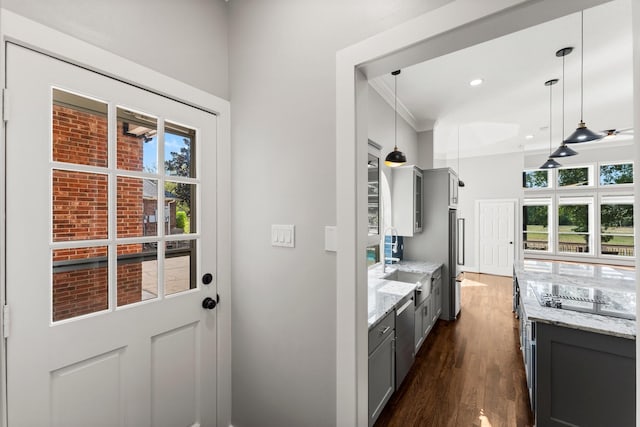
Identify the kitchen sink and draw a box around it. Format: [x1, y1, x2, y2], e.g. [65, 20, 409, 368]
[383, 270, 427, 285]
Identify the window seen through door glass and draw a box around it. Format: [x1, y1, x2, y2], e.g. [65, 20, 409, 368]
[117, 107, 158, 172]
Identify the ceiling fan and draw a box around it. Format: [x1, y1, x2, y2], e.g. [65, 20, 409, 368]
[601, 128, 634, 139]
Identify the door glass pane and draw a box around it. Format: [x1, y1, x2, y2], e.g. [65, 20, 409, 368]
[52, 89, 108, 167]
[164, 182, 195, 235]
[117, 107, 158, 172]
[117, 176, 157, 238]
[165, 240, 196, 296]
[368, 153, 379, 235]
[164, 122, 195, 178]
[53, 170, 108, 242]
[52, 246, 108, 322]
[117, 243, 158, 307]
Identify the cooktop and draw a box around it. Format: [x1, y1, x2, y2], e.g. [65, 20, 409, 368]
[529, 282, 636, 321]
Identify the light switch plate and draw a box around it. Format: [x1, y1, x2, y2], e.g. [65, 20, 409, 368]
[272, 224, 295, 248]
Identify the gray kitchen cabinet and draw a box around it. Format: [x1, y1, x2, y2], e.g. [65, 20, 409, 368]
[414, 293, 432, 353]
[392, 165, 423, 236]
[431, 269, 442, 324]
[421, 293, 433, 338]
[448, 171, 458, 207]
[413, 299, 425, 353]
[368, 310, 395, 427]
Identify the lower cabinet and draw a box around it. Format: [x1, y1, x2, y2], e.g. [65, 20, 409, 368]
[431, 273, 442, 324]
[368, 311, 395, 427]
[414, 293, 433, 353]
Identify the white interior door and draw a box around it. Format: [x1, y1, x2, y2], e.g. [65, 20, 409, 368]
[5, 43, 218, 427]
[478, 200, 515, 276]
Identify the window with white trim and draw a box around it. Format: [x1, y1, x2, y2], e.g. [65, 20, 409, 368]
[557, 165, 593, 188]
[522, 198, 552, 252]
[557, 196, 594, 255]
[600, 162, 633, 186]
[600, 195, 634, 257]
[522, 169, 551, 189]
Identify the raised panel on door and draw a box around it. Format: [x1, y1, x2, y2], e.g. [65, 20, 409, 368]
[5, 43, 218, 427]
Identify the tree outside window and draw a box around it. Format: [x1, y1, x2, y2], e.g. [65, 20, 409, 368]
[601, 200, 634, 257]
[600, 163, 633, 185]
[523, 170, 549, 189]
[558, 201, 591, 254]
[558, 167, 591, 187]
[523, 204, 549, 251]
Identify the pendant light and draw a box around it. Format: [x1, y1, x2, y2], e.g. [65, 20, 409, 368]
[384, 70, 407, 167]
[540, 79, 562, 169]
[457, 127, 465, 187]
[550, 47, 578, 158]
[564, 11, 603, 144]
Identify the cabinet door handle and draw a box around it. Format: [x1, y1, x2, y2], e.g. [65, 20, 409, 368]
[378, 326, 391, 335]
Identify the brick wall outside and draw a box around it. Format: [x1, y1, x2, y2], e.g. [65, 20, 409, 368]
[52, 104, 147, 320]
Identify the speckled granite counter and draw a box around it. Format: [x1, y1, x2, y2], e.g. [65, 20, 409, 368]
[367, 260, 443, 329]
[514, 259, 636, 339]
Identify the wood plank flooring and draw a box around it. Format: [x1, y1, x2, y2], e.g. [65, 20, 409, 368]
[374, 273, 534, 427]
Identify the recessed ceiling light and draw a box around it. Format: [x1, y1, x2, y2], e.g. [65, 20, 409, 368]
[469, 78, 483, 87]
[525, 135, 534, 140]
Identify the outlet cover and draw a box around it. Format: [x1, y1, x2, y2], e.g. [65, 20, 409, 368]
[272, 224, 295, 248]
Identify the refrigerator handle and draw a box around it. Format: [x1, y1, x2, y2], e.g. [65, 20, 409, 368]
[457, 218, 465, 265]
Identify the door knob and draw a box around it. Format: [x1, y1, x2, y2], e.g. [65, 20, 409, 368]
[202, 297, 217, 310]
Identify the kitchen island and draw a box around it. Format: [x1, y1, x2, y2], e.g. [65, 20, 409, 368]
[514, 259, 636, 427]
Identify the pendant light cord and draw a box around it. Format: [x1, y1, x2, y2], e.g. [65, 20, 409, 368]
[549, 81, 553, 156]
[394, 73, 398, 150]
[562, 53, 565, 141]
[580, 10, 584, 122]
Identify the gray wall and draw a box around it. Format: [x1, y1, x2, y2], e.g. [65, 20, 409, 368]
[416, 130, 435, 170]
[227, 1, 449, 426]
[1, 0, 230, 98]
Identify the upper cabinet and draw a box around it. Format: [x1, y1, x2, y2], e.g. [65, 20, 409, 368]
[368, 141, 381, 237]
[424, 167, 459, 209]
[448, 171, 459, 208]
[392, 165, 423, 236]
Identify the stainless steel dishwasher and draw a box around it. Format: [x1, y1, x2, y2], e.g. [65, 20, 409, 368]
[395, 296, 415, 390]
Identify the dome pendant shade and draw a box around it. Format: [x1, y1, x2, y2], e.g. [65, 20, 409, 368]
[540, 158, 562, 169]
[550, 144, 578, 158]
[564, 121, 603, 143]
[384, 148, 407, 167]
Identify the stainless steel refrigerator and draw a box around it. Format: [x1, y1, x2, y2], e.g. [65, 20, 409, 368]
[411, 167, 464, 321]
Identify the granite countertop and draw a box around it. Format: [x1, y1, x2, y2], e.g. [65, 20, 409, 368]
[368, 260, 443, 329]
[514, 259, 636, 339]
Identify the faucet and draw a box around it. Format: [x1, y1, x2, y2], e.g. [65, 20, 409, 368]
[383, 227, 399, 273]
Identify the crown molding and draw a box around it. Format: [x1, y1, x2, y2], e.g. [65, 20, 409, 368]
[368, 78, 422, 132]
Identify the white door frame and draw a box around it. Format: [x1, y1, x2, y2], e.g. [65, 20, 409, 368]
[335, 0, 636, 425]
[475, 198, 519, 276]
[0, 10, 231, 427]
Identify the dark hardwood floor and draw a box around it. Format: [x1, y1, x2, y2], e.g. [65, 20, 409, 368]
[374, 273, 534, 427]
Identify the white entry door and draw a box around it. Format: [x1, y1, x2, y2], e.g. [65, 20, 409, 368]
[478, 200, 516, 276]
[5, 44, 218, 426]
